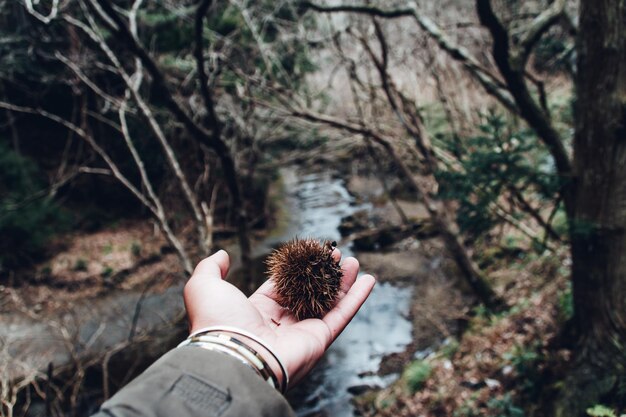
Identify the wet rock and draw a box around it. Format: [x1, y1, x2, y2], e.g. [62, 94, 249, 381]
[338, 210, 372, 236]
[352, 221, 438, 251]
[347, 384, 381, 396]
[379, 347, 416, 376]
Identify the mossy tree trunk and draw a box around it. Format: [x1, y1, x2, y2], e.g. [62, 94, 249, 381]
[555, 0, 626, 414]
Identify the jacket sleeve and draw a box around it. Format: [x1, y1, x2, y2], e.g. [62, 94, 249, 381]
[91, 346, 295, 417]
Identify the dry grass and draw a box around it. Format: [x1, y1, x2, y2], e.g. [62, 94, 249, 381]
[2, 221, 183, 313]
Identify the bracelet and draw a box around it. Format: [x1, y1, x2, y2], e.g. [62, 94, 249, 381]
[178, 327, 289, 393]
[187, 326, 289, 393]
[178, 335, 278, 390]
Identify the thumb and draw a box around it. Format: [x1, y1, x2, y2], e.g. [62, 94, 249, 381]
[192, 250, 230, 280]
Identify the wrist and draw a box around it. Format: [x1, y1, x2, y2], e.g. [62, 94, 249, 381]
[210, 330, 284, 385]
[181, 326, 289, 393]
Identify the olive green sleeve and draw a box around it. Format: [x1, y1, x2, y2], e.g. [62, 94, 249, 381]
[91, 346, 295, 417]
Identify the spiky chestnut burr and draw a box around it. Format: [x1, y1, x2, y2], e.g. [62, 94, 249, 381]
[266, 238, 342, 320]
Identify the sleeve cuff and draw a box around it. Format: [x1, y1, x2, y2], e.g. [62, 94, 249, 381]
[99, 346, 294, 417]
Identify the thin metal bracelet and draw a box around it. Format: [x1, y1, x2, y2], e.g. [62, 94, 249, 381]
[178, 337, 277, 390]
[190, 334, 279, 390]
[189, 325, 289, 393]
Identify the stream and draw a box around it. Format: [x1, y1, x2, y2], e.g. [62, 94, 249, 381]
[268, 168, 414, 417]
[2, 167, 415, 417]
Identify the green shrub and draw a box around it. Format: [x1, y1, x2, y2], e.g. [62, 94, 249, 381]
[73, 258, 88, 272]
[454, 397, 481, 417]
[441, 338, 460, 359]
[437, 113, 560, 240]
[131, 242, 142, 258]
[101, 265, 114, 278]
[487, 394, 525, 417]
[103, 243, 113, 255]
[504, 344, 542, 397]
[0, 141, 67, 273]
[403, 360, 432, 394]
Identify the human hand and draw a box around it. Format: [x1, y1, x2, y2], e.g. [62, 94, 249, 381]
[183, 249, 376, 387]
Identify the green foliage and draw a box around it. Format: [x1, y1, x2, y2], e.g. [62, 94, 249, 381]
[101, 265, 114, 278]
[454, 396, 481, 417]
[379, 397, 394, 409]
[534, 33, 571, 72]
[504, 343, 543, 397]
[505, 345, 540, 376]
[586, 404, 617, 417]
[437, 112, 559, 239]
[441, 338, 460, 359]
[487, 394, 525, 417]
[403, 360, 432, 393]
[131, 242, 142, 258]
[139, 7, 194, 52]
[551, 208, 569, 236]
[455, 394, 525, 417]
[73, 258, 89, 272]
[455, 405, 480, 417]
[0, 141, 67, 273]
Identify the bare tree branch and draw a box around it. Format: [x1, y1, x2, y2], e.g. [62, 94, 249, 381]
[0, 101, 193, 274]
[476, 0, 573, 212]
[306, 1, 573, 214]
[194, 0, 221, 136]
[23, 0, 59, 24]
[88, 0, 252, 267]
[290, 106, 505, 310]
[514, 0, 567, 68]
[54, 51, 123, 108]
[70, 2, 209, 256]
[304, 1, 519, 113]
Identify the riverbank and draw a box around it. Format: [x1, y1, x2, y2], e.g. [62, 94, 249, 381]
[328, 160, 574, 417]
[352, 249, 570, 417]
[0, 163, 421, 417]
[343, 177, 572, 417]
[4, 152, 532, 417]
[338, 172, 473, 376]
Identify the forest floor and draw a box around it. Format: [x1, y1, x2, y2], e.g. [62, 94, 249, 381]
[352, 253, 571, 417]
[323, 156, 574, 417]
[0, 221, 182, 313]
[2, 158, 574, 417]
[344, 171, 572, 417]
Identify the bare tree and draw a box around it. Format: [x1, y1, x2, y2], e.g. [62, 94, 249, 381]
[4, 0, 275, 275]
[303, 0, 626, 414]
[285, 7, 506, 309]
[87, 0, 255, 269]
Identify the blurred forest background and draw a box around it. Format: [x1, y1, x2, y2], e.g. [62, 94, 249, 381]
[0, 0, 624, 416]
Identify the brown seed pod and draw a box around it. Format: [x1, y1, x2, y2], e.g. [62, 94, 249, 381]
[266, 238, 342, 320]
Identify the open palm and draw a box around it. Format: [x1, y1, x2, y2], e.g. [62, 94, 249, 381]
[183, 249, 376, 386]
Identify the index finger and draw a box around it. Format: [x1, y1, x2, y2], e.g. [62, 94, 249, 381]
[322, 274, 376, 341]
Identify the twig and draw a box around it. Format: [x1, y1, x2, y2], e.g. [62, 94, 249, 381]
[23, 0, 59, 24]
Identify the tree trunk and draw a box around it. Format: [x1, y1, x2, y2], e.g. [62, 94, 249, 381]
[556, 0, 626, 414]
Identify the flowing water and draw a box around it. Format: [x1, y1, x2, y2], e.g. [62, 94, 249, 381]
[267, 168, 414, 417]
[3, 167, 414, 417]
